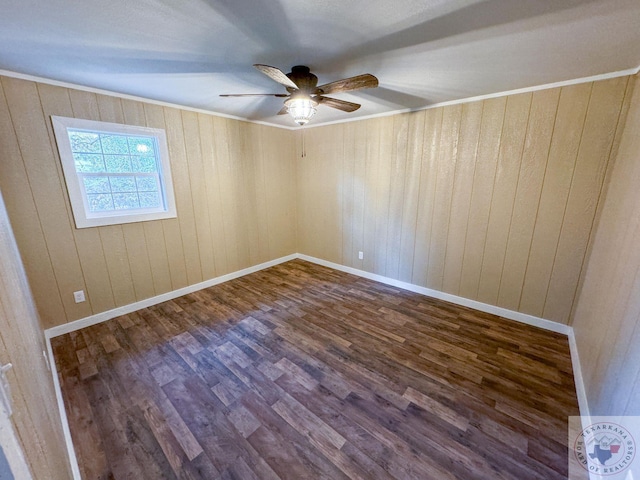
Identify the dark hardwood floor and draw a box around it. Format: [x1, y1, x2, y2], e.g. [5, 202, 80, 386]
[52, 259, 579, 479]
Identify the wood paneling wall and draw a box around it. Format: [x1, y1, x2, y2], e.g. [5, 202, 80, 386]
[0, 190, 71, 479]
[572, 74, 640, 415]
[297, 77, 631, 324]
[0, 76, 297, 329]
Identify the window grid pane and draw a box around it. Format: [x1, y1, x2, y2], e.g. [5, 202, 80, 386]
[68, 127, 163, 214]
[87, 194, 115, 212]
[79, 173, 162, 212]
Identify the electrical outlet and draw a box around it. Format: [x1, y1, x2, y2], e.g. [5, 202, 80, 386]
[73, 290, 85, 303]
[358, 251, 364, 260]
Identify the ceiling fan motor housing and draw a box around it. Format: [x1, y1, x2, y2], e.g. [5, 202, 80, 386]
[286, 66, 318, 94]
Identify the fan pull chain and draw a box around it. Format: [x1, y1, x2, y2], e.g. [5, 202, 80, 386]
[301, 130, 306, 158]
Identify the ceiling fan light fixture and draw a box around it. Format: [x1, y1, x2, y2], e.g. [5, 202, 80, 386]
[221, 65, 378, 124]
[284, 96, 318, 126]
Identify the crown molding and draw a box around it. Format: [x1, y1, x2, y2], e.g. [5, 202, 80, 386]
[304, 66, 640, 129]
[2, 65, 639, 131]
[0, 68, 295, 130]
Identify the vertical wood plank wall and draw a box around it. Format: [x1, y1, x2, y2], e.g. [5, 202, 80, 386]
[0, 74, 631, 331]
[572, 74, 640, 415]
[0, 76, 297, 329]
[0, 190, 71, 479]
[0, 68, 639, 428]
[297, 77, 631, 324]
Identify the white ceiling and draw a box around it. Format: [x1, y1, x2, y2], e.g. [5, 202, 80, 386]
[1, 0, 640, 128]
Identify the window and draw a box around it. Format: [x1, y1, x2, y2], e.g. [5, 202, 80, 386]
[51, 116, 176, 228]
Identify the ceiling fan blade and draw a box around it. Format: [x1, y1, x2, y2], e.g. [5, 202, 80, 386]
[316, 74, 378, 95]
[253, 64, 299, 90]
[277, 106, 288, 115]
[316, 96, 361, 113]
[220, 93, 289, 97]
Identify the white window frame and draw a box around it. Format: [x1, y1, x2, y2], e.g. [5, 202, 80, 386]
[51, 116, 177, 228]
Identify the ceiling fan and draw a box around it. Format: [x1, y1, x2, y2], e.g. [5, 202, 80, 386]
[221, 64, 379, 126]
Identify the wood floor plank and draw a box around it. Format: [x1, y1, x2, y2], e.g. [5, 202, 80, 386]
[53, 259, 579, 479]
[402, 386, 470, 431]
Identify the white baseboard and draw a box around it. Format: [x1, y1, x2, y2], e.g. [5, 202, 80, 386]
[44, 253, 297, 480]
[298, 254, 572, 335]
[45, 251, 590, 478]
[299, 254, 592, 421]
[568, 329, 592, 424]
[45, 249, 586, 392]
[46, 251, 572, 339]
[45, 253, 297, 339]
[45, 332, 82, 480]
